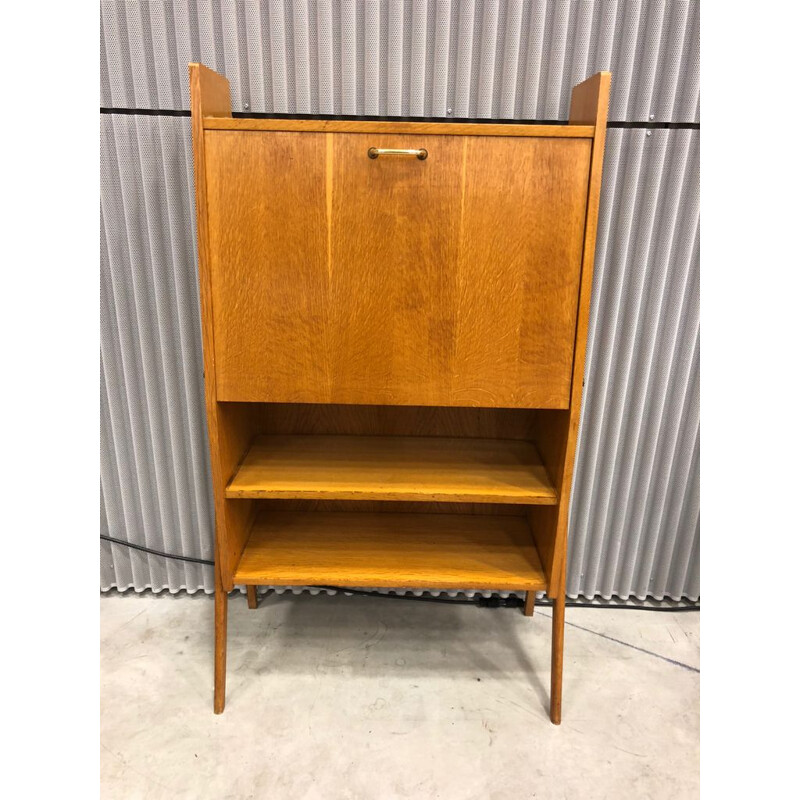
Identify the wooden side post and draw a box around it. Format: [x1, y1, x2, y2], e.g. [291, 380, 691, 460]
[214, 572, 228, 714]
[550, 558, 567, 724]
[246, 585, 259, 609]
[546, 71, 612, 726]
[189, 63, 234, 714]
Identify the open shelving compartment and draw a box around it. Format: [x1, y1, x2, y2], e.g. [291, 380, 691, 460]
[215, 402, 564, 597]
[235, 510, 547, 591]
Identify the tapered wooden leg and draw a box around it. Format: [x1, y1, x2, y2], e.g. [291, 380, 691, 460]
[523, 591, 536, 616]
[246, 585, 258, 609]
[214, 584, 228, 714]
[550, 589, 565, 725]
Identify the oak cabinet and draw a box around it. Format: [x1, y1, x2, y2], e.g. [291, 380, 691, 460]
[190, 63, 611, 724]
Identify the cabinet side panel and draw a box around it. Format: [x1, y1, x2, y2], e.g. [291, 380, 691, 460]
[216, 403, 258, 587]
[529, 409, 570, 590]
[190, 64, 251, 590]
[542, 73, 612, 598]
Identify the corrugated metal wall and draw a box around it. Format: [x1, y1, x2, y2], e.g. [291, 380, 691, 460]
[100, 0, 699, 601]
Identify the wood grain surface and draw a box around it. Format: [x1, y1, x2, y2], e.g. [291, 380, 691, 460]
[226, 435, 557, 504]
[234, 511, 547, 590]
[205, 117, 595, 138]
[204, 131, 591, 407]
[255, 500, 528, 516]
[550, 71, 612, 726]
[524, 591, 536, 617]
[213, 565, 227, 714]
[251, 402, 538, 440]
[547, 71, 612, 600]
[189, 63, 254, 594]
[205, 130, 332, 401]
[190, 63, 613, 724]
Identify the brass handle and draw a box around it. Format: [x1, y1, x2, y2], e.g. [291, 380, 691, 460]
[367, 147, 428, 161]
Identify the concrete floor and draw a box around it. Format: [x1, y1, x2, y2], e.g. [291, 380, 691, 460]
[101, 591, 699, 799]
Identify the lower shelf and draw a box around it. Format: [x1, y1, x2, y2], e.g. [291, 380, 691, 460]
[234, 511, 546, 591]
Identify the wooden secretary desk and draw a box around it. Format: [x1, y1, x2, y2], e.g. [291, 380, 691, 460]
[189, 63, 610, 724]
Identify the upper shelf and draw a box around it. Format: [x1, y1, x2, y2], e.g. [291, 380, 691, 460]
[225, 435, 557, 505]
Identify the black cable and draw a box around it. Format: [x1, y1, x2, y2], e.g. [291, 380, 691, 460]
[99, 537, 699, 611]
[100, 107, 190, 117]
[311, 586, 698, 611]
[100, 534, 214, 566]
[309, 585, 523, 607]
[548, 600, 699, 612]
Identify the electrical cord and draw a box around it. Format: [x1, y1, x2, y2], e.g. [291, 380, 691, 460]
[561, 601, 699, 612]
[307, 587, 699, 611]
[101, 534, 214, 566]
[100, 536, 699, 611]
[308, 585, 523, 607]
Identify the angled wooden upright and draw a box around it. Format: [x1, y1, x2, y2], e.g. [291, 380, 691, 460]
[190, 62, 611, 722]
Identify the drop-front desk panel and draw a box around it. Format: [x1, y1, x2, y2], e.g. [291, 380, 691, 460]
[204, 130, 591, 408]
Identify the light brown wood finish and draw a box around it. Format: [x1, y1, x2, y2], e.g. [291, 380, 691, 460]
[189, 65, 267, 716]
[190, 68, 254, 592]
[251, 403, 537, 440]
[451, 136, 590, 407]
[226, 435, 557, 504]
[543, 75, 611, 599]
[190, 64, 611, 723]
[246, 585, 258, 609]
[524, 591, 536, 617]
[528, 409, 570, 591]
[546, 71, 612, 726]
[213, 572, 227, 714]
[205, 131, 331, 402]
[527, 504, 560, 594]
[205, 130, 591, 407]
[190, 63, 234, 715]
[234, 512, 546, 590]
[213, 404, 259, 586]
[550, 560, 567, 725]
[205, 117, 595, 138]
[325, 132, 461, 406]
[258, 500, 527, 516]
[249, 404, 537, 514]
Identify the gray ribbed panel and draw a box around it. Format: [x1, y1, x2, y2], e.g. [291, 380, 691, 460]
[101, 114, 216, 593]
[569, 128, 699, 601]
[100, 0, 699, 121]
[100, 1, 699, 600]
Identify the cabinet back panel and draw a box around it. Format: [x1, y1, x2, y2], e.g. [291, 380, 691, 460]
[246, 402, 537, 440]
[205, 131, 591, 408]
[256, 500, 528, 517]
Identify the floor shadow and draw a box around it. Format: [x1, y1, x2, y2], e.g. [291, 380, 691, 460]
[224, 591, 551, 714]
